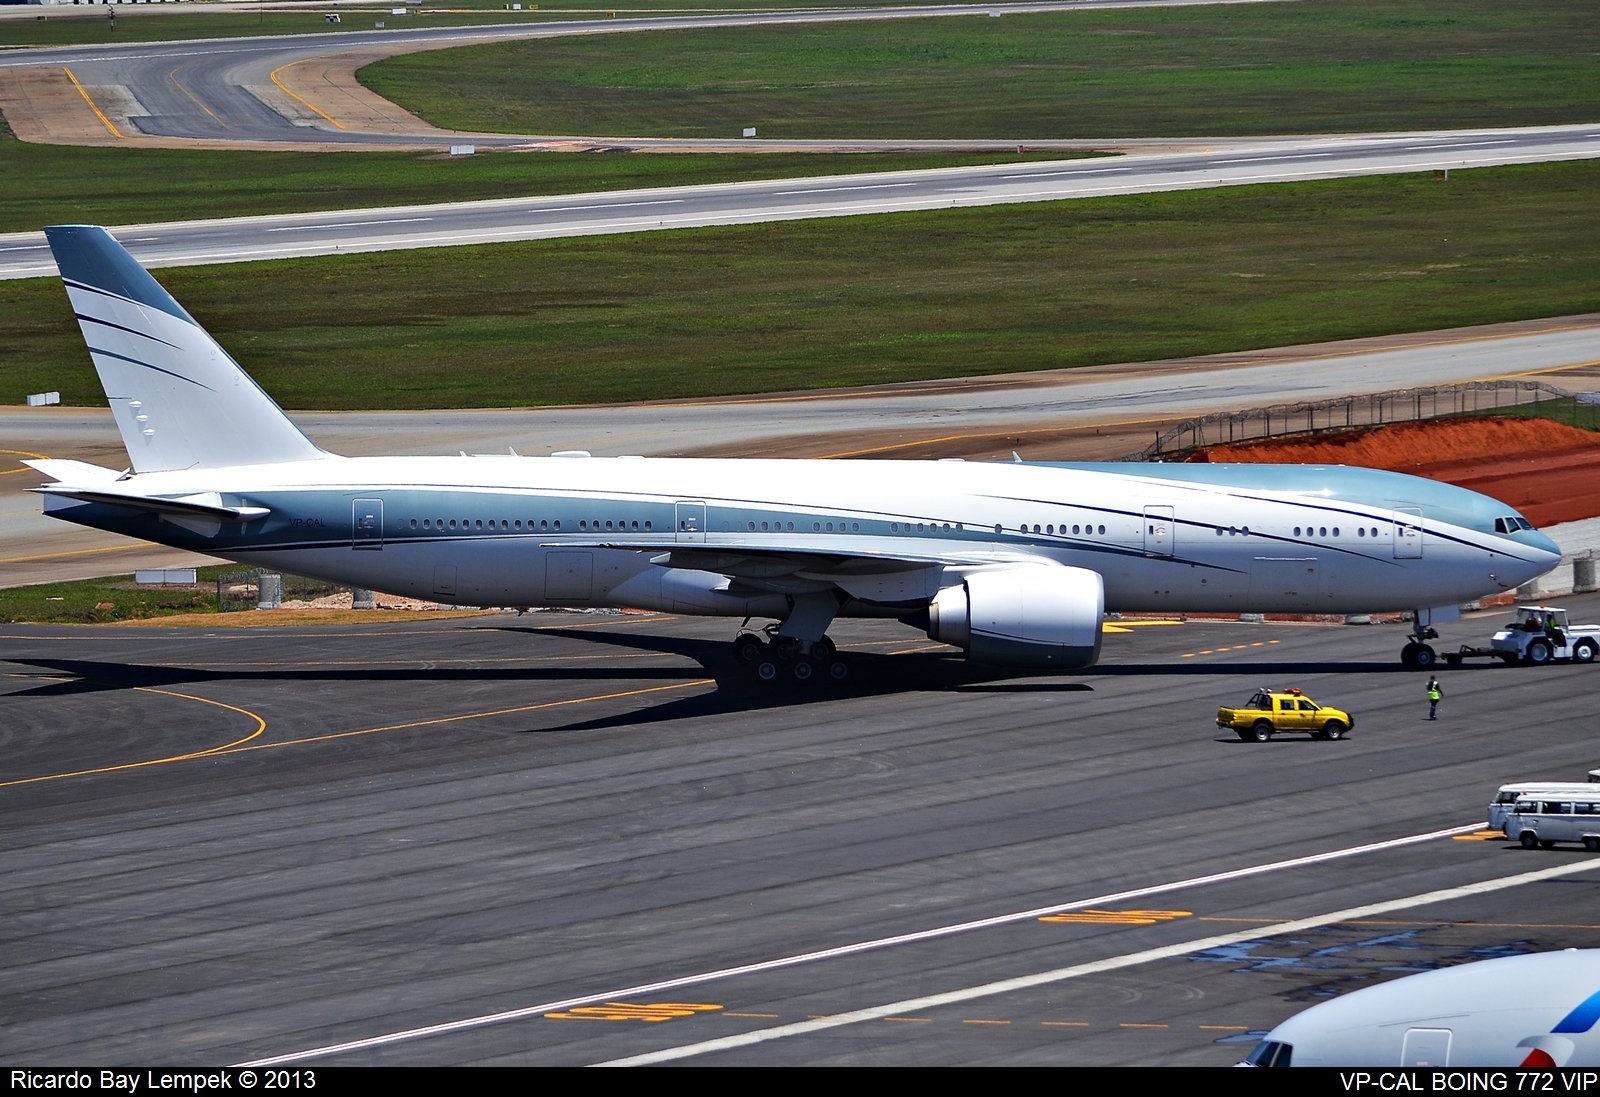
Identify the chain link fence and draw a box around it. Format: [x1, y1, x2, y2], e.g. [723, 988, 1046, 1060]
[1130, 379, 1600, 461]
[215, 569, 345, 613]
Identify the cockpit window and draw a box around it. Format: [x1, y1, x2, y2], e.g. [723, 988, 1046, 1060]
[1496, 515, 1535, 534]
[1240, 1039, 1292, 1067]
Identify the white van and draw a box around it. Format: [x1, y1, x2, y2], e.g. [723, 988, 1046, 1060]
[1488, 782, 1598, 831]
[1505, 794, 1600, 851]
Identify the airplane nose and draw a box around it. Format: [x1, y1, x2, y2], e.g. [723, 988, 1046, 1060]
[1511, 528, 1565, 585]
[1526, 528, 1563, 560]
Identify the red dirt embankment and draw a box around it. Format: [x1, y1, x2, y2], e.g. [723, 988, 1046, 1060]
[1186, 417, 1600, 528]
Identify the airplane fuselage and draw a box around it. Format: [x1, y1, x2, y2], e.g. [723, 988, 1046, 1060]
[42, 453, 1555, 618]
[31, 225, 1563, 675]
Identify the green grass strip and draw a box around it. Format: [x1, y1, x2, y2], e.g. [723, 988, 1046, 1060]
[361, 0, 1600, 139]
[6, 161, 1597, 410]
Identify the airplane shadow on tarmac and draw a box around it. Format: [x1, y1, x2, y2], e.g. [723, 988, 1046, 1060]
[3, 622, 1408, 736]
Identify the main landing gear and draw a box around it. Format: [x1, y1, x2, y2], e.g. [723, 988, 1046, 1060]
[1400, 625, 1439, 670]
[733, 628, 850, 684]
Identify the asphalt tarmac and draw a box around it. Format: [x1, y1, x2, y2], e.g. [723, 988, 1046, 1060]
[6, 597, 1600, 1066]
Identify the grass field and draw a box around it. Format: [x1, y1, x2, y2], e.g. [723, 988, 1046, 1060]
[0, 566, 339, 623]
[361, 0, 1600, 139]
[3, 1, 1597, 410]
[7, 161, 1597, 409]
[5, 0, 1597, 233]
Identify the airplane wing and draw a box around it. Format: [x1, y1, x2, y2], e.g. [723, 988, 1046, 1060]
[553, 535, 1089, 600]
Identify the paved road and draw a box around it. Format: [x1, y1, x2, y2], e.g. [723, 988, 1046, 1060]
[5, 126, 1600, 278]
[0, 2, 1280, 149]
[6, 599, 1600, 1065]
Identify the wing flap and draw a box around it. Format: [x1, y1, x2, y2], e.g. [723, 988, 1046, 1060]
[549, 537, 1045, 601]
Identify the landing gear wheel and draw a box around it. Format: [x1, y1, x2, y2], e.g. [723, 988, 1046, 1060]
[733, 633, 765, 665]
[811, 636, 837, 661]
[825, 659, 850, 682]
[771, 636, 803, 662]
[755, 660, 779, 683]
[1401, 642, 1437, 670]
[792, 659, 815, 682]
[1249, 720, 1273, 743]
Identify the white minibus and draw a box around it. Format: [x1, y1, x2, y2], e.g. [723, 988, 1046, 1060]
[1488, 782, 1597, 831]
[1505, 794, 1600, 851]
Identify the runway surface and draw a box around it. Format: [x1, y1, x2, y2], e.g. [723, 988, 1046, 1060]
[6, 597, 1600, 1065]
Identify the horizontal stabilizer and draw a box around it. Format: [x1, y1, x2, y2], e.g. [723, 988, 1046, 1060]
[23, 458, 124, 485]
[30, 484, 270, 522]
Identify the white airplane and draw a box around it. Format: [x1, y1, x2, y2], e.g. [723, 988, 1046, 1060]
[1239, 949, 1600, 1067]
[26, 225, 1562, 681]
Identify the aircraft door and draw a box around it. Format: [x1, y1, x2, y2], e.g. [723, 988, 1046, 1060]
[1394, 508, 1423, 559]
[1401, 1027, 1452, 1066]
[353, 498, 383, 550]
[675, 500, 707, 544]
[1143, 506, 1174, 557]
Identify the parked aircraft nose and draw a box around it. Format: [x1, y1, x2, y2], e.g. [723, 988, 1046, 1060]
[1517, 528, 1564, 579]
[1526, 528, 1563, 560]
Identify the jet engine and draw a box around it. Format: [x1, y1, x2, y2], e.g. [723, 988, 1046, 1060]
[919, 563, 1104, 669]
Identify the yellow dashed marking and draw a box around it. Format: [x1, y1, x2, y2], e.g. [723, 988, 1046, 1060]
[63, 67, 123, 138]
[1185, 639, 1280, 658]
[269, 59, 347, 129]
[1040, 908, 1193, 925]
[0, 543, 167, 566]
[167, 66, 227, 128]
[544, 1001, 722, 1023]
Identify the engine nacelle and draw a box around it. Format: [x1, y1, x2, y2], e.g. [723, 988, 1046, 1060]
[924, 563, 1104, 669]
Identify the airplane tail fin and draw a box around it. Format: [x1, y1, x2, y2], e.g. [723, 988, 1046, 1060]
[46, 225, 331, 474]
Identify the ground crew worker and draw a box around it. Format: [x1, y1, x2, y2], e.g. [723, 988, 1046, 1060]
[1545, 612, 1565, 648]
[1426, 676, 1442, 720]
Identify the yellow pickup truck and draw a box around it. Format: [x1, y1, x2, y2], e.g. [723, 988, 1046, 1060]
[1216, 688, 1354, 743]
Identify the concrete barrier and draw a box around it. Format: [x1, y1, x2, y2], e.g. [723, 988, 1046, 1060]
[257, 573, 282, 610]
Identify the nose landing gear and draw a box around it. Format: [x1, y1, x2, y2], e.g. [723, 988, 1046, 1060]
[1401, 625, 1439, 670]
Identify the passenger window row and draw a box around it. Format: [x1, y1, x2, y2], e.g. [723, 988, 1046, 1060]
[407, 518, 653, 532]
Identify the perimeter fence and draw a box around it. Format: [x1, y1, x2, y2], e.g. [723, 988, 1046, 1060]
[1130, 379, 1600, 461]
